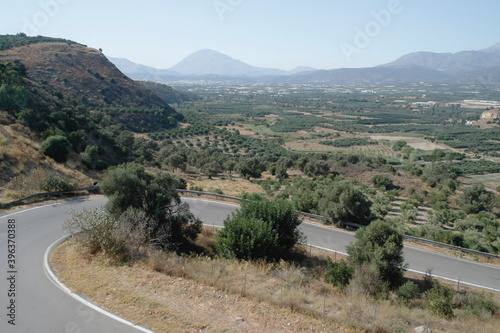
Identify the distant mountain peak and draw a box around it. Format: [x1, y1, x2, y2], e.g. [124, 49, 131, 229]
[481, 42, 500, 53]
[380, 42, 500, 74]
[168, 49, 286, 77]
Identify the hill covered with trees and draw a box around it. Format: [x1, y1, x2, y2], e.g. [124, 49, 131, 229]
[0, 34, 182, 192]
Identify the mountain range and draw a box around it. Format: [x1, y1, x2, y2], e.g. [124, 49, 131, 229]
[109, 49, 316, 81]
[111, 43, 500, 85]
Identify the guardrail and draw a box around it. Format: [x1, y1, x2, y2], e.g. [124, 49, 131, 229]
[5, 187, 499, 261]
[174, 189, 249, 202]
[5, 186, 100, 207]
[403, 234, 500, 260]
[177, 190, 500, 261]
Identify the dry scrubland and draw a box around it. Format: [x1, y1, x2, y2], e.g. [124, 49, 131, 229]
[0, 121, 95, 202]
[51, 229, 500, 333]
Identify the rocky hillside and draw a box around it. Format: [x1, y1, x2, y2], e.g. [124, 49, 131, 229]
[0, 35, 182, 201]
[0, 40, 168, 108]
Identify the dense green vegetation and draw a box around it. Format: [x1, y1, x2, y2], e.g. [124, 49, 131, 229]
[320, 137, 378, 147]
[3, 61, 499, 258]
[100, 163, 201, 251]
[40, 78, 499, 329]
[216, 198, 303, 261]
[0, 33, 80, 51]
[0, 58, 179, 169]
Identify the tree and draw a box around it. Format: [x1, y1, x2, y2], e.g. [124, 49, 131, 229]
[371, 174, 394, 190]
[164, 153, 187, 171]
[100, 163, 201, 251]
[318, 180, 373, 226]
[457, 183, 494, 214]
[80, 145, 101, 169]
[223, 159, 236, 174]
[274, 157, 293, 180]
[204, 161, 222, 179]
[40, 135, 71, 162]
[236, 157, 266, 179]
[421, 162, 459, 188]
[303, 159, 329, 177]
[216, 198, 303, 261]
[346, 220, 406, 287]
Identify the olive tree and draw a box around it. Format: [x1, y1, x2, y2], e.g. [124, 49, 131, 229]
[101, 163, 201, 251]
[346, 220, 406, 287]
[216, 198, 304, 261]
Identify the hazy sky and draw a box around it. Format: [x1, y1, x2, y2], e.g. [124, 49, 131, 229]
[3, 1, 500, 70]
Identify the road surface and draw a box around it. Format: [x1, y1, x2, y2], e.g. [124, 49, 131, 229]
[1, 196, 499, 333]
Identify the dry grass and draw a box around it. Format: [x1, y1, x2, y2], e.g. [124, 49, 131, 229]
[0, 124, 96, 203]
[186, 175, 266, 197]
[52, 240, 351, 333]
[51, 230, 500, 333]
[460, 173, 500, 194]
[368, 135, 455, 152]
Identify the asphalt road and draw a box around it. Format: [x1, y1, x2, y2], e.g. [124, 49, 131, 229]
[184, 197, 500, 291]
[0, 196, 499, 332]
[0, 197, 149, 333]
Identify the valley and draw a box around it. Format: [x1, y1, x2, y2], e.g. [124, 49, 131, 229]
[1, 34, 500, 333]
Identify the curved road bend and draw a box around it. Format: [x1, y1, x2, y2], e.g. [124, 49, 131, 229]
[0, 198, 149, 333]
[1, 196, 499, 333]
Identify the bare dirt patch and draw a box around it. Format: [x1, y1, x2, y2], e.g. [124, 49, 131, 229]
[369, 135, 452, 151]
[460, 173, 500, 194]
[187, 175, 266, 197]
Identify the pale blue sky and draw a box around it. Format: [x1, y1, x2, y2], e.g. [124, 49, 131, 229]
[3, 1, 500, 70]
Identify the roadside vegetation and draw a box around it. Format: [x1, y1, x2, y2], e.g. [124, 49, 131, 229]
[59, 189, 499, 332]
[2, 46, 499, 331]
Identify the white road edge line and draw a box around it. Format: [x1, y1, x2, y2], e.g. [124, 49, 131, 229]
[43, 235, 156, 333]
[203, 221, 498, 292]
[307, 243, 498, 292]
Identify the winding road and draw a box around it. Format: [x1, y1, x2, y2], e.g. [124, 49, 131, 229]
[1, 196, 499, 332]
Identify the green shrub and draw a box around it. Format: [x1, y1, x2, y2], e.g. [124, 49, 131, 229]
[397, 281, 421, 301]
[216, 216, 278, 260]
[371, 174, 394, 190]
[425, 282, 454, 319]
[453, 292, 498, 319]
[189, 185, 204, 192]
[326, 259, 353, 289]
[101, 163, 201, 251]
[216, 198, 303, 261]
[347, 220, 406, 287]
[207, 188, 223, 195]
[42, 176, 75, 193]
[40, 135, 71, 162]
[348, 264, 389, 299]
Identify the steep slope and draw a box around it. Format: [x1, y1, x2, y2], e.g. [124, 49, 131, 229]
[108, 56, 180, 80]
[0, 36, 182, 196]
[138, 81, 200, 104]
[0, 41, 168, 108]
